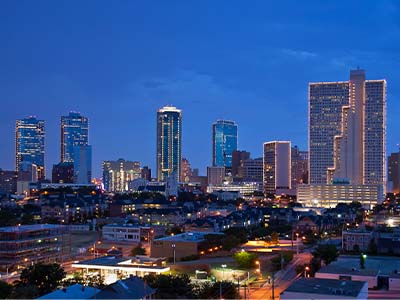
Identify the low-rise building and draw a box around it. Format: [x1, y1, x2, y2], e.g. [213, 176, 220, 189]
[0, 224, 70, 270]
[342, 229, 373, 252]
[280, 278, 368, 299]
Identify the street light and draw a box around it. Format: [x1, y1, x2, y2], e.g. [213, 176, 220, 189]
[255, 260, 261, 277]
[296, 233, 299, 255]
[304, 266, 310, 277]
[221, 264, 227, 280]
[93, 240, 101, 258]
[172, 244, 176, 265]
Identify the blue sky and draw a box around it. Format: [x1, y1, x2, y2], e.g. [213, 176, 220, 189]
[0, 0, 399, 177]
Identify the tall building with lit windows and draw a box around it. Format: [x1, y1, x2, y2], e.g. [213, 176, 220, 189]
[61, 112, 92, 183]
[263, 141, 291, 194]
[102, 159, 141, 192]
[309, 70, 386, 187]
[156, 106, 182, 181]
[61, 112, 89, 163]
[15, 117, 45, 181]
[212, 120, 238, 170]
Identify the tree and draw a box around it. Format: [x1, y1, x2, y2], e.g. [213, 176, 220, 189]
[63, 272, 105, 289]
[312, 244, 339, 266]
[10, 283, 38, 299]
[19, 263, 66, 296]
[143, 274, 194, 299]
[130, 243, 146, 256]
[271, 232, 279, 244]
[222, 235, 240, 251]
[224, 227, 248, 244]
[367, 239, 378, 255]
[196, 281, 238, 299]
[0, 281, 12, 299]
[233, 251, 258, 269]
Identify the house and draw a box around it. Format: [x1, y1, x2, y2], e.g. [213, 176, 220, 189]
[94, 276, 155, 299]
[37, 284, 100, 299]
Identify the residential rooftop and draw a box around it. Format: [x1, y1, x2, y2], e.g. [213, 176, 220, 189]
[0, 224, 66, 233]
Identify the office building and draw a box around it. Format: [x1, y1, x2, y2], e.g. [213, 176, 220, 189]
[102, 159, 141, 192]
[231, 150, 250, 176]
[141, 166, 151, 181]
[388, 152, 400, 194]
[15, 117, 45, 181]
[0, 224, 70, 270]
[207, 166, 225, 186]
[51, 162, 74, 183]
[263, 141, 291, 194]
[291, 146, 308, 190]
[73, 145, 92, 184]
[237, 157, 263, 182]
[212, 120, 238, 169]
[0, 169, 18, 194]
[60, 112, 89, 163]
[297, 183, 384, 209]
[309, 70, 386, 187]
[180, 158, 192, 182]
[156, 106, 182, 181]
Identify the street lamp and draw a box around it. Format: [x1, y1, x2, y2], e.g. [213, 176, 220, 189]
[296, 233, 299, 255]
[93, 240, 101, 258]
[304, 266, 310, 277]
[221, 264, 227, 280]
[255, 260, 261, 277]
[172, 244, 176, 265]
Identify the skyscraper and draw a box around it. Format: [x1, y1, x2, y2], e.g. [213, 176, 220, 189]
[60, 112, 91, 183]
[263, 141, 291, 194]
[61, 112, 89, 163]
[102, 159, 141, 192]
[212, 120, 238, 169]
[15, 117, 45, 180]
[156, 106, 182, 181]
[309, 70, 386, 187]
[291, 146, 308, 190]
[232, 150, 250, 177]
[388, 152, 400, 194]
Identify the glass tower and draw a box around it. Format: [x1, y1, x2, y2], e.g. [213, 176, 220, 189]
[212, 120, 238, 168]
[156, 106, 182, 181]
[15, 117, 45, 180]
[61, 112, 89, 163]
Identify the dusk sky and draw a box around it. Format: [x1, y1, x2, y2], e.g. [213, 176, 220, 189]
[1, 0, 399, 178]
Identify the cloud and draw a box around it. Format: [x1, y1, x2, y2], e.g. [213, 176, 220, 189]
[281, 48, 318, 60]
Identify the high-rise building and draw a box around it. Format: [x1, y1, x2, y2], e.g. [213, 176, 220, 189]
[388, 152, 400, 194]
[156, 106, 182, 181]
[73, 145, 92, 184]
[263, 141, 291, 194]
[238, 158, 263, 183]
[180, 158, 192, 182]
[0, 169, 18, 194]
[15, 116, 45, 180]
[52, 162, 74, 184]
[61, 112, 89, 163]
[212, 120, 238, 169]
[232, 150, 250, 177]
[102, 159, 141, 192]
[291, 146, 308, 190]
[141, 166, 152, 181]
[309, 70, 386, 187]
[207, 166, 225, 186]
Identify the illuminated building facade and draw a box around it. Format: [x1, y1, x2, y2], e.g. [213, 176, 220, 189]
[156, 106, 182, 181]
[61, 112, 89, 163]
[388, 152, 400, 194]
[309, 70, 386, 188]
[180, 158, 192, 182]
[263, 141, 291, 194]
[291, 146, 308, 190]
[297, 183, 384, 209]
[15, 117, 45, 181]
[212, 120, 238, 169]
[102, 159, 141, 192]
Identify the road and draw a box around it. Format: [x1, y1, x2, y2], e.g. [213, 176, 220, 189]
[243, 252, 311, 300]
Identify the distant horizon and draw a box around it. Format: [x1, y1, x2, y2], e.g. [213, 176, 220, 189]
[0, 1, 399, 178]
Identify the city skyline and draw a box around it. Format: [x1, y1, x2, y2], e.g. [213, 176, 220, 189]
[0, 1, 399, 177]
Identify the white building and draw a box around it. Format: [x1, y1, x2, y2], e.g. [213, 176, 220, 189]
[297, 183, 384, 209]
[102, 224, 141, 242]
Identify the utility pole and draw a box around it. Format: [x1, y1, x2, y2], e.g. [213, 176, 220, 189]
[271, 273, 275, 300]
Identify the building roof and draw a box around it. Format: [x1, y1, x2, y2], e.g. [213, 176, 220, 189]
[154, 232, 222, 242]
[37, 284, 100, 299]
[282, 278, 366, 297]
[0, 224, 65, 233]
[94, 276, 155, 299]
[317, 256, 400, 277]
